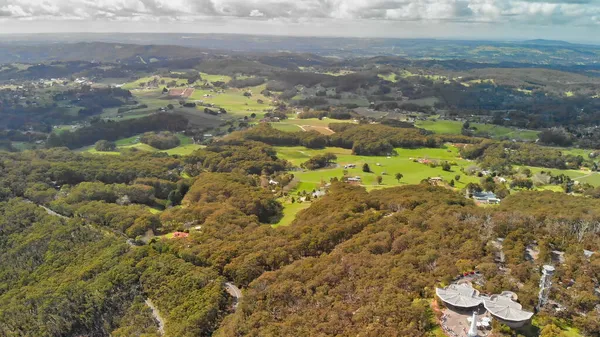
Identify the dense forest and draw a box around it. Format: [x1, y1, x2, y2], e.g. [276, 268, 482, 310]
[0, 141, 598, 336]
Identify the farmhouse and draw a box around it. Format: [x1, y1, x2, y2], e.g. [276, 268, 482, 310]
[172, 232, 189, 239]
[428, 177, 443, 186]
[312, 190, 326, 198]
[472, 191, 500, 204]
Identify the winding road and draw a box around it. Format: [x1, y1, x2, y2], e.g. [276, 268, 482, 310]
[225, 282, 243, 309]
[39, 204, 68, 219]
[145, 299, 166, 336]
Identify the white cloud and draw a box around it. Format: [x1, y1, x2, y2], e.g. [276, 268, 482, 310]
[0, 0, 598, 27]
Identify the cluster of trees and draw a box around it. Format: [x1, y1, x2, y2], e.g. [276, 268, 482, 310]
[54, 86, 133, 116]
[228, 77, 266, 88]
[181, 173, 282, 223]
[0, 199, 230, 337]
[329, 123, 438, 155]
[183, 141, 289, 175]
[301, 152, 337, 170]
[234, 123, 479, 157]
[230, 124, 328, 149]
[140, 131, 181, 150]
[47, 113, 188, 149]
[95, 139, 117, 151]
[461, 140, 586, 171]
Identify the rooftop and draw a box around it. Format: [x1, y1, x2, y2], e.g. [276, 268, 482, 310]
[437, 284, 533, 323]
[473, 191, 499, 200]
[436, 284, 483, 308]
[484, 294, 534, 322]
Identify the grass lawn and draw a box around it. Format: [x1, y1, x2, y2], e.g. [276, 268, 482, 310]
[378, 73, 398, 82]
[121, 76, 188, 90]
[80, 133, 202, 156]
[83, 147, 121, 155]
[416, 119, 539, 141]
[52, 125, 74, 134]
[115, 135, 142, 146]
[12, 142, 36, 151]
[189, 85, 271, 117]
[271, 117, 353, 135]
[163, 144, 204, 156]
[271, 123, 303, 132]
[272, 201, 311, 227]
[200, 72, 232, 84]
[148, 207, 163, 215]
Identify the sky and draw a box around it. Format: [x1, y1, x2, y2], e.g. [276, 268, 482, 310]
[0, 0, 598, 43]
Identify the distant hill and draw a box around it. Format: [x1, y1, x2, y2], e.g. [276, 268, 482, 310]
[1, 34, 600, 65]
[0, 42, 204, 64]
[523, 39, 573, 46]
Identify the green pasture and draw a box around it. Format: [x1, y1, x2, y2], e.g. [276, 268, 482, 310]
[189, 85, 271, 117]
[81, 133, 203, 156]
[200, 73, 232, 84]
[416, 119, 539, 141]
[276, 145, 480, 195]
[271, 123, 303, 132]
[272, 201, 311, 228]
[121, 76, 189, 90]
[378, 73, 398, 82]
[163, 144, 204, 156]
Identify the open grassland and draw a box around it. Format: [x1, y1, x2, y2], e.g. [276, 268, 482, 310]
[272, 117, 354, 135]
[200, 72, 232, 84]
[271, 123, 303, 132]
[81, 133, 203, 156]
[378, 73, 398, 82]
[189, 85, 272, 117]
[121, 76, 189, 90]
[276, 144, 600, 198]
[416, 119, 539, 141]
[272, 201, 311, 228]
[276, 145, 481, 195]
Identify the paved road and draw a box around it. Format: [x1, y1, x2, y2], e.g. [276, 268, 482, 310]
[145, 298, 165, 336]
[39, 205, 68, 219]
[28, 199, 135, 246]
[225, 282, 242, 309]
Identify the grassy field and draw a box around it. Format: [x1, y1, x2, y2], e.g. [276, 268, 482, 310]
[271, 117, 354, 135]
[275, 145, 481, 195]
[276, 144, 600, 197]
[189, 85, 272, 117]
[121, 76, 188, 90]
[200, 72, 232, 84]
[378, 73, 398, 82]
[273, 143, 600, 227]
[81, 133, 203, 156]
[271, 123, 303, 132]
[416, 119, 539, 141]
[272, 201, 311, 228]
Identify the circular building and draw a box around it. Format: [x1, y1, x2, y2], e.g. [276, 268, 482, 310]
[436, 284, 483, 312]
[483, 294, 533, 328]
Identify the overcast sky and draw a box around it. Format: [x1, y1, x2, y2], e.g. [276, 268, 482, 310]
[0, 0, 598, 43]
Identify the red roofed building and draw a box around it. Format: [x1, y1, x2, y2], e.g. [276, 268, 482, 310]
[172, 232, 189, 238]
